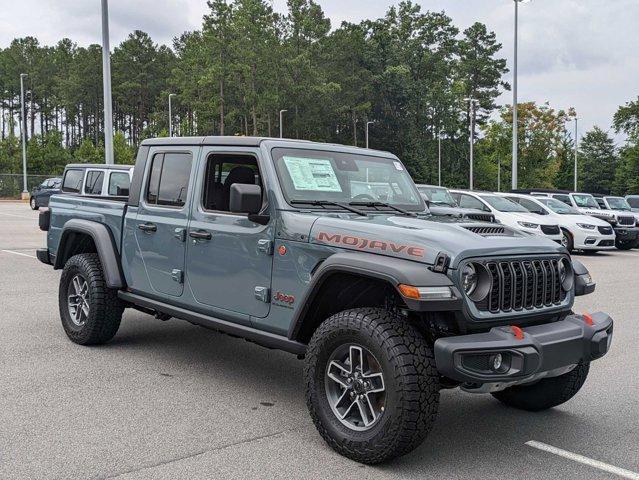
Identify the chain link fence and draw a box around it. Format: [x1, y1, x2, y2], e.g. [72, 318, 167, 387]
[0, 174, 54, 199]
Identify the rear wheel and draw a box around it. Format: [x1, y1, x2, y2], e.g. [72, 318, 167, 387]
[492, 363, 590, 411]
[30, 197, 38, 210]
[59, 253, 124, 345]
[304, 308, 439, 464]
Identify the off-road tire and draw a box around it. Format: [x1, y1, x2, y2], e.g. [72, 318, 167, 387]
[304, 308, 439, 464]
[30, 197, 38, 210]
[561, 228, 573, 253]
[491, 362, 590, 411]
[59, 253, 124, 345]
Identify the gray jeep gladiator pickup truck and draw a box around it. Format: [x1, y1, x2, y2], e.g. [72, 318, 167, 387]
[38, 137, 613, 464]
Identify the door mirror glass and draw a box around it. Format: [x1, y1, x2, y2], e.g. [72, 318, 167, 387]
[230, 184, 262, 214]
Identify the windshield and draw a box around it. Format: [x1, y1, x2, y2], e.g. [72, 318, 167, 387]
[416, 186, 456, 206]
[538, 198, 580, 215]
[572, 194, 599, 209]
[480, 195, 529, 213]
[272, 148, 424, 211]
[605, 197, 632, 211]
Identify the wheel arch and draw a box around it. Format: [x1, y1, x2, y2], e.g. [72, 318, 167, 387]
[53, 219, 125, 289]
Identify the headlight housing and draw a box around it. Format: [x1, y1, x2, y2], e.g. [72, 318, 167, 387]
[559, 258, 574, 291]
[576, 223, 596, 230]
[460, 262, 491, 302]
[517, 221, 539, 229]
[461, 263, 478, 296]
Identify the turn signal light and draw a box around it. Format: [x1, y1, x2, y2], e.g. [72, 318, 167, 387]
[398, 284, 420, 299]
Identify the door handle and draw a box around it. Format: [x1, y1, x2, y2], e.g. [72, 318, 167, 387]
[138, 222, 157, 232]
[189, 230, 212, 240]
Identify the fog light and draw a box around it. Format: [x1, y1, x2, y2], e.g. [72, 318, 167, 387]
[491, 353, 503, 371]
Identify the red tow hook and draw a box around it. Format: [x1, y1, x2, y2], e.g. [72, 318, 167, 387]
[510, 325, 525, 340]
[582, 313, 594, 326]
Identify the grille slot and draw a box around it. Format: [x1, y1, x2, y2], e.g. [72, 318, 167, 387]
[541, 225, 560, 235]
[478, 258, 567, 314]
[618, 216, 635, 226]
[598, 226, 613, 235]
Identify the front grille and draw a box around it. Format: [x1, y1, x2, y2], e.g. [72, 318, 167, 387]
[618, 216, 635, 226]
[464, 225, 506, 236]
[475, 258, 567, 314]
[465, 213, 494, 223]
[540, 225, 560, 235]
[599, 240, 614, 247]
[598, 226, 613, 235]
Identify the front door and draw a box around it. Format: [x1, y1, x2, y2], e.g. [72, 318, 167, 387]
[185, 149, 274, 318]
[134, 149, 196, 297]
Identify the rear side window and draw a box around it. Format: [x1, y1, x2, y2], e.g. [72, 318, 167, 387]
[84, 171, 104, 195]
[109, 172, 131, 196]
[146, 152, 193, 207]
[62, 169, 84, 193]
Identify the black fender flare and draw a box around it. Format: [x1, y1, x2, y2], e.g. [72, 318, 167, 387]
[287, 251, 460, 341]
[572, 258, 596, 296]
[54, 219, 125, 289]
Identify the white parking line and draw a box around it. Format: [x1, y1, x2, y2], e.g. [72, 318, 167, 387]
[1, 249, 37, 259]
[0, 211, 31, 218]
[526, 441, 639, 480]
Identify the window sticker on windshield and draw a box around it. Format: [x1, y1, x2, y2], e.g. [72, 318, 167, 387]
[283, 156, 342, 192]
[393, 161, 404, 171]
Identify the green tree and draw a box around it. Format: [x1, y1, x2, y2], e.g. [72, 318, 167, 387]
[578, 127, 617, 194]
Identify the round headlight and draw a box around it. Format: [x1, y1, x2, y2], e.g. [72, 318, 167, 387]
[559, 258, 574, 291]
[461, 263, 478, 296]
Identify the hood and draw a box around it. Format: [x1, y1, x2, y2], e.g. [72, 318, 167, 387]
[499, 211, 558, 226]
[560, 214, 610, 226]
[306, 213, 565, 268]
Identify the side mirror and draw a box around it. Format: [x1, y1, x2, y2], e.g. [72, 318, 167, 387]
[230, 183, 262, 215]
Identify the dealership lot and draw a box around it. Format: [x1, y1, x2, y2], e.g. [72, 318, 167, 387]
[1, 201, 638, 480]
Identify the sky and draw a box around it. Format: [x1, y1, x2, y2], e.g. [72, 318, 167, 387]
[1, 0, 637, 143]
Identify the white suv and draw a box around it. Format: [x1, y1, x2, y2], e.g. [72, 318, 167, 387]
[449, 190, 563, 243]
[499, 193, 615, 253]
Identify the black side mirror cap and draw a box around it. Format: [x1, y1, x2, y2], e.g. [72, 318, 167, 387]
[230, 183, 262, 215]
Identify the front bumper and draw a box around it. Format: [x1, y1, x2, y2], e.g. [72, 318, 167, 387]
[614, 226, 639, 241]
[434, 312, 613, 384]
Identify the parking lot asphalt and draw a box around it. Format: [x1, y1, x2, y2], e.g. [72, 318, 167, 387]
[0, 201, 638, 480]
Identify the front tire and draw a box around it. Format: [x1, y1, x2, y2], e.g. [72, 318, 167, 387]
[30, 197, 38, 210]
[59, 253, 124, 345]
[304, 308, 439, 464]
[560, 229, 573, 253]
[616, 239, 634, 250]
[491, 363, 590, 411]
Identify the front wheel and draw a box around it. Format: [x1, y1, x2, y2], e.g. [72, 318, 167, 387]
[304, 308, 439, 464]
[30, 197, 38, 210]
[616, 239, 635, 250]
[491, 363, 590, 411]
[59, 253, 124, 345]
[560, 229, 573, 253]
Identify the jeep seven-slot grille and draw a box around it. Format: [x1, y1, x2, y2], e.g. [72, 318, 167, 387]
[476, 258, 566, 314]
[618, 216, 635, 226]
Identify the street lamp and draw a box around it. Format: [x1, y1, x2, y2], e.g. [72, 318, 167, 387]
[101, 0, 114, 164]
[168, 94, 176, 137]
[465, 97, 479, 190]
[20, 73, 28, 197]
[279, 109, 287, 138]
[365, 121, 374, 149]
[512, 0, 531, 190]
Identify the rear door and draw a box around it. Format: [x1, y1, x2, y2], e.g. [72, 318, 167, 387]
[134, 148, 196, 297]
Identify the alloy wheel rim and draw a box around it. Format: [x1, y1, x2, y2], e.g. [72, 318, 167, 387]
[324, 344, 386, 431]
[561, 233, 569, 248]
[30, 198, 35, 208]
[67, 274, 90, 326]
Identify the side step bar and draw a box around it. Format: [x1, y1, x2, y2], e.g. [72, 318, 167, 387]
[118, 291, 307, 356]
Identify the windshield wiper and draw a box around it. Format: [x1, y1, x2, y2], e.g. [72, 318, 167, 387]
[290, 200, 368, 217]
[349, 201, 418, 217]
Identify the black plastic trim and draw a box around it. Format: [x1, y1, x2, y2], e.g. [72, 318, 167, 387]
[128, 146, 149, 207]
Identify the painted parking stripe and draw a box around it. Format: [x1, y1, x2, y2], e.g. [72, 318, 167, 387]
[526, 441, 639, 480]
[0, 212, 32, 218]
[1, 249, 37, 259]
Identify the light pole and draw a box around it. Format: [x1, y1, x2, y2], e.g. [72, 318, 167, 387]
[20, 73, 28, 197]
[572, 117, 579, 191]
[512, 0, 530, 190]
[438, 131, 442, 187]
[466, 97, 479, 190]
[365, 121, 374, 149]
[101, 0, 114, 164]
[168, 94, 176, 137]
[497, 158, 501, 192]
[279, 109, 287, 138]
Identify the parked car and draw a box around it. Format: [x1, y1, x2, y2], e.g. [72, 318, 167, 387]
[498, 193, 616, 253]
[515, 189, 639, 250]
[449, 190, 563, 243]
[60, 164, 134, 198]
[29, 177, 61, 210]
[594, 194, 639, 226]
[37, 136, 613, 464]
[625, 195, 639, 212]
[416, 184, 495, 222]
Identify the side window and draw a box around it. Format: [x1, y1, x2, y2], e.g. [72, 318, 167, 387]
[520, 198, 546, 214]
[459, 194, 487, 211]
[84, 171, 104, 195]
[62, 169, 84, 193]
[146, 152, 193, 208]
[109, 172, 131, 196]
[553, 194, 571, 206]
[203, 154, 262, 212]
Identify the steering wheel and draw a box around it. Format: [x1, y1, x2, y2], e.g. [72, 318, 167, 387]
[352, 194, 376, 202]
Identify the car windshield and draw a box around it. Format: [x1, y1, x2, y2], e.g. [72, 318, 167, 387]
[272, 148, 424, 211]
[572, 194, 600, 208]
[538, 198, 580, 215]
[416, 186, 456, 206]
[605, 197, 632, 211]
[480, 195, 528, 212]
